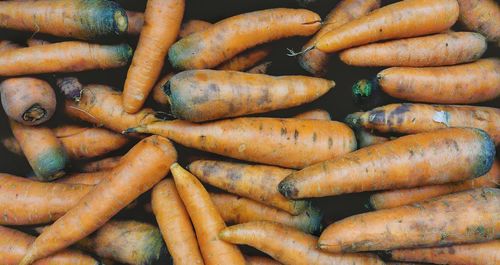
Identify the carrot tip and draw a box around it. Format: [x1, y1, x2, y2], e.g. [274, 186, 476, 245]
[344, 113, 362, 128]
[278, 179, 298, 199]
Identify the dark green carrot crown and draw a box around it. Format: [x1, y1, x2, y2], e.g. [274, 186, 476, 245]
[78, 0, 128, 39]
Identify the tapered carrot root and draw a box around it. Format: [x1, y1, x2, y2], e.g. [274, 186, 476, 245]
[126, 10, 144, 35]
[152, 73, 174, 105]
[299, 0, 381, 76]
[279, 128, 495, 199]
[126, 117, 356, 169]
[389, 240, 500, 265]
[179, 19, 212, 38]
[77, 156, 122, 172]
[457, 0, 500, 45]
[0, 40, 19, 53]
[293, 109, 331, 120]
[355, 128, 389, 148]
[245, 256, 282, 265]
[246, 61, 272, 74]
[211, 193, 323, 234]
[171, 163, 246, 265]
[1, 78, 56, 125]
[220, 221, 385, 265]
[370, 160, 499, 209]
[217, 45, 272, 71]
[314, 0, 459, 53]
[151, 179, 204, 265]
[319, 188, 500, 252]
[340, 32, 487, 67]
[169, 8, 321, 70]
[0, 41, 132, 76]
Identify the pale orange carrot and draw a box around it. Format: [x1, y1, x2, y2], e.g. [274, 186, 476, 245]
[293, 109, 331, 120]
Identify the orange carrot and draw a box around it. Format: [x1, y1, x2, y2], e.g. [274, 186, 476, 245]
[293, 109, 331, 120]
[77, 156, 122, 172]
[178, 19, 212, 38]
[245, 256, 282, 265]
[126, 10, 144, 35]
[151, 72, 174, 105]
[56, 171, 110, 185]
[246, 61, 272, 74]
[457, 0, 500, 45]
[217, 45, 272, 71]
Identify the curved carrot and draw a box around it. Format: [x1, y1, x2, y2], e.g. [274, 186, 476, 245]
[354, 128, 389, 148]
[169, 8, 321, 70]
[319, 188, 500, 252]
[179, 19, 212, 38]
[293, 109, 331, 120]
[279, 128, 495, 199]
[0, 40, 20, 53]
[217, 45, 272, 71]
[314, 0, 459, 53]
[77, 156, 122, 172]
[126, 10, 144, 35]
[171, 163, 246, 265]
[151, 179, 204, 265]
[246, 61, 272, 74]
[245, 256, 281, 265]
[122, 0, 184, 113]
[152, 73, 174, 105]
[220, 221, 385, 265]
[457, 0, 500, 45]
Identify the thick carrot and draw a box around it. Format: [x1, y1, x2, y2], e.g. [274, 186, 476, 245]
[211, 193, 322, 234]
[165, 69, 334, 122]
[122, 0, 184, 114]
[370, 160, 500, 209]
[171, 163, 246, 265]
[19, 136, 177, 265]
[353, 58, 500, 105]
[0, 41, 132, 76]
[0, 226, 99, 265]
[152, 72, 174, 105]
[126, 10, 144, 35]
[299, 0, 381, 76]
[77, 156, 122, 172]
[314, 0, 459, 53]
[347, 103, 500, 145]
[179, 19, 212, 38]
[169, 8, 321, 70]
[340, 32, 487, 67]
[319, 188, 500, 252]
[188, 160, 307, 215]
[246, 61, 272, 74]
[217, 45, 272, 71]
[0, 40, 19, 53]
[126, 117, 356, 169]
[279, 128, 495, 199]
[457, 0, 500, 45]
[56, 171, 110, 185]
[245, 256, 281, 265]
[151, 179, 204, 265]
[1, 78, 56, 125]
[389, 240, 500, 265]
[355, 128, 389, 148]
[293, 109, 331, 120]
[220, 221, 385, 265]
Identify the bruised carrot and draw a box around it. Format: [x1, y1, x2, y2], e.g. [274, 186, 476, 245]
[279, 128, 495, 199]
[126, 117, 356, 169]
[126, 10, 144, 35]
[355, 128, 389, 148]
[293, 109, 331, 120]
[457, 0, 500, 44]
[0, 40, 20, 53]
[77, 156, 122, 172]
[370, 160, 500, 209]
[245, 256, 281, 265]
[179, 19, 212, 38]
[19, 136, 177, 265]
[220, 221, 385, 265]
[299, 0, 381, 76]
[169, 8, 321, 70]
[314, 0, 459, 53]
[340, 32, 487, 67]
[217, 45, 272, 71]
[151, 73, 174, 105]
[171, 163, 246, 265]
[56, 77, 84, 102]
[389, 240, 500, 265]
[151, 179, 204, 265]
[246, 61, 272, 74]
[1, 78, 56, 125]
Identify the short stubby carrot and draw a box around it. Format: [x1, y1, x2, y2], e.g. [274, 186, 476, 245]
[220, 221, 385, 265]
[168, 8, 321, 70]
[354, 128, 389, 148]
[0, 41, 132, 76]
[178, 19, 212, 38]
[217, 45, 272, 71]
[457, 0, 500, 45]
[152, 73, 174, 105]
[126, 117, 356, 169]
[245, 256, 281, 265]
[126, 10, 144, 35]
[340, 32, 487, 67]
[165, 70, 334, 122]
[77, 156, 122, 172]
[246, 61, 272, 74]
[279, 128, 495, 199]
[299, 0, 381, 76]
[314, 0, 459, 53]
[293, 109, 331, 120]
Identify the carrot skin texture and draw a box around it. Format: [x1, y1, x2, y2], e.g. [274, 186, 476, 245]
[220, 221, 385, 265]
[293, 109, 331, 120]
[77, 156, 121, 172]
[168, 8, 321, 70]
[56, 171, 110, 185]
[152, 72, 174, 105]
[245, 256, 282, 265]
[171, 163, 246, 265]
[217, 46, 272, 71]
[279, 128, 495, 199]
[319, 188, 500, 252]
[457, 0, 500, 44]
[246, 61, 272, 74]
[126, 10, 144, 35]
[0, 40, 19, 53]
[178, 19, 212, 38]
[315, 0, 459, 53]
[152, 179, 205, 265]
[19, 136, 177, 265]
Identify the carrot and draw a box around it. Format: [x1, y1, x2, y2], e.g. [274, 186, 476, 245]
[126, 117, 356, 169]
[347, 103, 500, 145]
[314, 0, 459, 53]
[293, 109, 331, 120]
[1, 135, 23, 155]
[340, 32, 487, 67]
[457, 0, 500, 45]
[122, 0, 184, 114]
[211, 193, 322, 234]
[10, 120, 68, 181]
[178, 19, 212, 38]
[77, 156, 122, 172]
[319, 188, 500, 252]
[246, 61, 272, 74]
[355, 128, 390, 148]
[1, 78, 56, 125]
[19, 135, 177, 265]
[151, 179, 204, 265]
[56, 77, 84, 102]
[389, 240, 500, 265]
[126, 10, 144, 35]
[217, 45, 272, 71]
[220, 221, 385, 265]
[370, 159, 500, 209]
[152, 72, 174, 105]
[245, 256, 282, 265]
[0, 226, 99, 265]
[0, 41, 132, 76]
[56, 171, 110, 185]
[0, 40, 20, 53]
[0, 0, 127, 39]
[169, 8, 321, 70]
[188, 160, 307, 215]
[26, 39, 51, 47]
[279, 128, 495, 199]
[299, 0, 381, 76]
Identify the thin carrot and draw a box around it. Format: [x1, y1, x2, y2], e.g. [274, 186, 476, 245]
[355, 128, 390, 148]
[246, 61, 272, 74]
[151, 179, 204, 265]
[151, 72, 174, 105]
[126, 10, 144, 35]
[217, 45, 272, 71]
[76, 156, 122, 172]
[457, 0, 500, 45]
[279, 128, 495, 199]
[293, 109, 331, 120]
[178, 19, 212, 38]
[245, 256, 282, 265]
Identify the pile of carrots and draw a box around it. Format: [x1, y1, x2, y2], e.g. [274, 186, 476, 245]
[0, 0, 498, 264]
